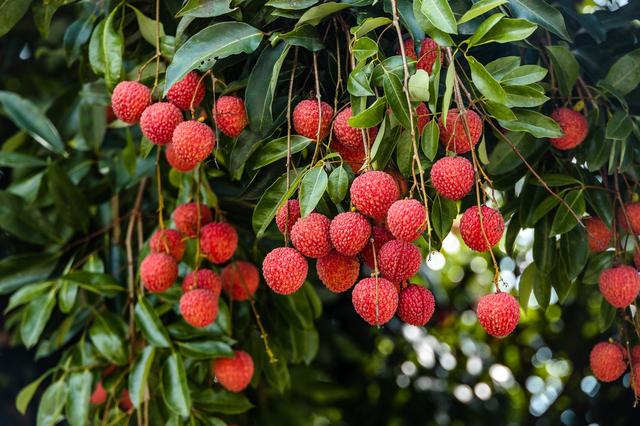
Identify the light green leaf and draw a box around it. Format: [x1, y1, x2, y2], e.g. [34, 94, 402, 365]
[468, 56, 507, 104]
[351, 17, 392, 38]
[328, 166, 350, 204]
[409, 69, 430, 102]
[500, 65, 547, 85]
[163, 352, 191, 417]
[16, 370, 53, 415]
[519, 263, 539, 310]
[176, 340, 233, 359]
[66, 371, 91, 426]
[485, 56, 520, 80]
[176, 0, 235, 17]
[21, 291, 56, 348]
[352, 37, 378, 63]
[467, 13, 504, 47]
[420, 0, 458, 34]
[132, 6, 165, 49]
[135, 298, 172, 348]
[471, 17, 537, 46]
[296, 2, 350, 27]
[498, 109, 562, 138]
[102, 7, 124, 90]
[348, 97, 386, 129]
[441, 64, 455, 126]
[37, 381, 67, 426]
[299, 167, 328, 217]
[504, 85, 549, 107]
[0, 0, 32, 38]
[459, 0, 508, 24]
[129, 346, 156, 409]
[421, 120, 439, 160]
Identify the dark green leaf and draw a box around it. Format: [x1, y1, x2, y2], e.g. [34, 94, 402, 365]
[66, 371, 91, 426]
[431, 195, 458, 240]
[273, 25, 324, 51]
[89, 312, 128, 365]
[583, 251, 614, 285]
[602, 48, 640, 96]
[372, 56, 416, 87]
[485, 56, 521, 79]
[351, 17, 392, 38]
[135, 298, 172, 348]
[0, 0, 32, 38]
[0, 253, 59, 295]
[395, 131, 413, 177]
[63, 17, 94, 66]
[599, 298, 616, 331]
[605, 110, 633, 140]
[129, 346, 156, 409]
[176, 0, 235, 18]
[47, 164, 89, 233]
[352, 37, 378, 62]
[501, 65, 547, 86]
[532, 270, 551, 309]
[193, 389, 254, 414]
[421, 120, 439, 160]
[546, 45, 579, 97]
[420, 0, 458, 34]
[163, 352, 191, 417]
[486, 131, 543, 175]
[383, 73, 412, 130]
[550, 189, 585, 235]
[6, 282, 53, 313]
[533, 216, 555, 274]
[518, 263, 538, 310]
[20, 291, 56, 348]
[559, 225, 588, 281]
[296, 2, 350, 27]
[507, 0, 571, 41]
[252, 135, 313, 169]
[328, 166, 349, 204]
[347, 63, 374, 97]
[472, 17, 537, 45]
[176, 340, 233, 359]
[37, 381, 67, 426]
[498, 109, 562, 138]
[299, 166, 328, 217]
[0, 191, 55, 245]
[252, 172, 304, 238]
[102, 7, 124, 89]
[504, 85, 549, 107]
[63, 271, 125, 296]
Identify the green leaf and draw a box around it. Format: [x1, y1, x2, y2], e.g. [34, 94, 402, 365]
[533, 216, 555, 274]
[164, 22, 263, 96]
[486, 131, 543, 175]
[467, 13, 504, 47]
[296, 2, 350, 27]
[66, 371, 91, 426]
[176, 0, 235, 17]
[603, 48, 640, 96]
[132, 6, 165, 49]
[0, 253, 59, 295]
[384, 73, 412, 130]
[500, 65, 547, 86]
[559, 225, 588, 281]
[6, 281, 53, 313]
[518, 263, 538, 310]
[32, 0, 68, 38]
[532, 270, 551, 309]
[102, 7, 124, 90]
[129, 346, 156, 409]
[63, 17, 94, 66]
[413, 0, 454, 46]
[62, 271, 125, 297]
[431, 195, 458, 240]
[585, 187, 613, 228]
[0, 191, 55, 245]
[467, 56, 507, 104]
[409, 69, 430, 102]
[498, 109, 562, 138]
[605, 110, 633, 140]
[47, 164, 90, 233]
[441, 63, 455, 123]
[550, 189, 585, 235]
[328, 166, 350, 204]
[583, 251, 614, 285]
[88, 20, 105, 75]
[89, 312, 128, 365]
[37, 380, 67, 426]
[420, 0, 458, 34]
[485, 56, 520, 80]
[471, 17, 537, 46]
[351, 17, 392, 38]
[372, 56, 416, 87]
[273, 25, 324, 51]
[546, 45, 579, 98]
[395, 131, 413, 176]
[459, 0, 508, 24]
[527, 195, 561, 227]
[0, 91, 64, 154]
[58, 279, 77, 314]
[21, 291, 56, 348]
[176, 340, 233, 359]
[16, 370, 52, 415]
[192, 389, 254, 414]
[348, 97, 386, 129]
[252, 172, 304, 238]
[599, 298, 616, 331]
[535, 174, 581, 187]
[504, 85, 549, 107]
[163, 352, 191, 417]
[421, 120, 439, 160]
[0, 0, 32, 38]
[352, 37, 378, 63]
[252, 136, 313, 169]
[299, 166, 328, 217]
[135, 298, 172, 348]
[484, 100, 516, 121]
[507, 0, 571, 41]
[347, 63, 374, 97]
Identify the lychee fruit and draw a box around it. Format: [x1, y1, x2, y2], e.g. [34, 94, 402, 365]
[119, 389, 133, 412]
[329, 212, 371, 256]
[212, 350, 254, 392]
[150, 228, 185, 261]
[140, 253, 177, 293]
[430, 156, 475, 200]
[333, 107, 378, 149]
[139, 102, 183, 145]
[387, 199, 427, 242]
[397, 284, 435, 326]
[90, 381, 107, 405]
[170, 120, 215, 165]
[182, 269, 222, 298]
[332, 139, 367, 172]
[352, 277, 399, 326]
[459, 206, 504, 252]
[476, 292, 520, 338]
[262, 247, 308, 295]
[291, 212, 332, 258]
[111, 81, 151, 124]
[316, 251, 360, 293]
[439, 108, 483, 154]
[617, 202, 640, 234]
[398, 38, 417, 61]
[378, 239, 422, 282]
[585, 217, 612, 252]
[416, 102, 430, 133]
[632, 363, 640, 395]
[548, 107, 588, 150]
[179, 289, 218, 328]
[166, 143, 198, 172]
[598, 265, 640, 308]
[167, 71, 205, 110]
[213, 96, 248, 138]
[200, 222, 238, 264]
[221, 261, 260, 301]
[173, 203, 212, 237]
[275, 199, 301, 236]
[350, 171, 400, 220]
[361, 225, 394, 268]
[631, 345, 640, 364]
[589, 342, 627, 382]
[293, 99, 333, 141]
[417, 38, 440, 74]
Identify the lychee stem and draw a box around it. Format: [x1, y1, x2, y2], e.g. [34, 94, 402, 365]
[155, 148, 165, 231]
[284, 47, 299, 247]
[370, 237, 381, 327]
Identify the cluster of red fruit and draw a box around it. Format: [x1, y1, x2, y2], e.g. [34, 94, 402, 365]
[590, 342, 640, 395]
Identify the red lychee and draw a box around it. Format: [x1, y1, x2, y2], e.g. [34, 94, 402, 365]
[200, 222, 238, 264]
[170, 120, 215, 165]
[632, 363, 640, 395]
[333, 107, 378, 149]
[387, 199, 427, 242]
[589, 342, 627, 382]
[293, 99, 333, 141]
[150, 228, 185, 261]
[316, 251, 360, 293]
[397, 284, 435, 326]
[361, 225, 394, 268]
[221, 261, 260, 301]
[598, 265, 640, 308]
[350, 171, 400, 220]
[213, 96, 248, 138]
[352, 277, 399, 326]
[416, 102, 430, 133]
[173, 203, 212, 237]
[459, 206, 504, 252]
[329, 212, 371, 256]
[631, 345, 640, 364]
[378, 239, 422, 282]
[549, 107, 588, 150]
[262, 247, 308, 294]
[90, 381, 107, 405]
[212, 350, 254, 393]
[398, 38, 417, 61]
[119, 389, 133, 412]
[166, 143, 198, 172]
[617, 202, 640, 234]
[140, 253, 177, 293]
[179, 289, 218, 328]
[332, 139, 367, 173]
[182, 269, 222, 298]
[291, 212, 332, 258]
[438, 108, 483, 154]
[476, 292, 520, 338]
[275, 199, 301, 236]
[139, 102, 183, 145]
[167, 71, 205, 111]
[430, 156, 475, 200]
[417, 38, 440, 74]
[111, 81, 151, 124]
[585, 217, 612, 252]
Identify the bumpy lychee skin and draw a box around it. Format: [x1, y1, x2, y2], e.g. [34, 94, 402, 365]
[221, 261, 260, 301]
[350, 171, 400, 220]
[213, 96, 248, 138]
[352, 277, 399, 326]
[293, 100, 334, 141]
[291, 213, 332, 258]
[182, 269, 222, 298]
[111, 81, 151, 123]
[150, 228, 185, 261]
[589, 342, 627, 382]
[630, 345, 640, 364]
[617, 202, 640, 234]
[399, 38, 417, 61]
[171, 120, 215, 164]
[90, 381, 107, 405]
[459, 206, 504, 252]
[333, 139, 367, 173]
[387, 199, 427, 242]
[173, 203, 212, 237]
[333, 107, 378, 149]
[167, 71, 205, 110]
[275, 199, 301, 236]
[140, 253, 177, 293]
[361, 226, 394, 268]
[378, 240, 422, 282]
[262, 247, 308, 294]
[439, 108, 483, 154]
[632, 363, 640, 395]
[329, 212, 371, 256]
[316, 251, 360, 293]
[549, 107, 588, 150]
[476, 292, 520, 338]
[598, 265, 640, 308]
[397, 284, 435, 326]
[585, 217, 612, 252]
[417, 38, 440, 74]
[212, 350, 254, 393]
[416, 102, 430, 133]
[200, 222, 238, 264]
[179, 289, 218, 328]
[140, 102, 183, 145]
[430, 156, 475, 200]
[166, 143, 198, 172]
